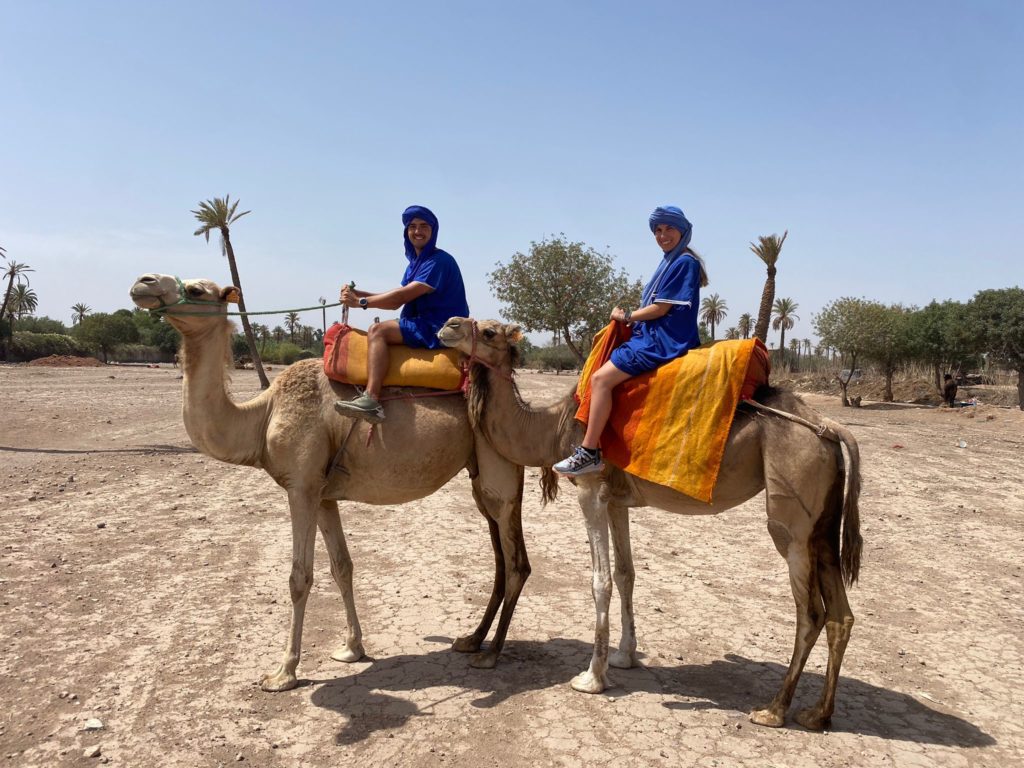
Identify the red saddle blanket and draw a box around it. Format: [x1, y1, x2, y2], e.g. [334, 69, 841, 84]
[322, 322, 464, 390]
[576, 323, 770, 502]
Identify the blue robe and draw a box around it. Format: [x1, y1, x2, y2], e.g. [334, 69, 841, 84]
[396, 205, 470, 349]
[610, 247, 702, 376]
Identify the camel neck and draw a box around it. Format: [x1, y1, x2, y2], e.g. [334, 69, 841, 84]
[179, 319, 268, 466]
[471, 367, 579, 467]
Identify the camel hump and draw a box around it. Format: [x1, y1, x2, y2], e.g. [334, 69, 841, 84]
[324, 323, 463, 391]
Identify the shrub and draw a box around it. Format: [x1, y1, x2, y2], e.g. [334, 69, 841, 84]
[8, 332, 93, 362]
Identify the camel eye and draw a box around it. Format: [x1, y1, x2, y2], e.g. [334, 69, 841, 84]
[187, 286, 204, 297]
[482, 329, 496, 340]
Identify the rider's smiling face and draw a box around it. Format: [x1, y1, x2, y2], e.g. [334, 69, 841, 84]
[407, 218, 433, 252]
[653, 224, 682, 253]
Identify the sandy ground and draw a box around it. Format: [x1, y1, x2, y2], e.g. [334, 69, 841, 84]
[1, 363, 1023, 767]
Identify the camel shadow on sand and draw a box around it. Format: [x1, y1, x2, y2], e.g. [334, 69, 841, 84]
[310, 644, 993, 748]
[648, 653, 993, 747]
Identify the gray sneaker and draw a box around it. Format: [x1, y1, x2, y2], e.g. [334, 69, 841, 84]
[334, 394, 385, 423]
[553, 446, 604, 476]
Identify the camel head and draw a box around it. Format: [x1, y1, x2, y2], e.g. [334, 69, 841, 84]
[438, 317, 523, 370]
[130, 273, 239, 333]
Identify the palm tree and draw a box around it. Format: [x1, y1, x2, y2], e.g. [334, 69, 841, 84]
[724, 327, 739, 340]
[803, 338, 812, 356]
[771, 297, 800, 364]
[10, 284, 38, 319]
[699, 293, 728, 340]
[251, 322, 270, 352]
[750, 231, 788, 343]
[284, 312, 300, 343]
[1, 256, 33, 331]
[737, 312, 752, 340]
[72, 303, 92, 325]
[192, 196, 270, 389]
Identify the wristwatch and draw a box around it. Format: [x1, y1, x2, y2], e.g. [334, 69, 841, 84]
[358, 297, 369, 309]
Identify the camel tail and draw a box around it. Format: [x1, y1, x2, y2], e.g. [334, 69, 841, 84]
[540, 467, 560, 506]
[825, 418, 863, 586]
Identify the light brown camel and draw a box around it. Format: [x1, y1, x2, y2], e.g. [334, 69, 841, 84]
[439, 318, 863, 730]
[129, 274, 531, 691]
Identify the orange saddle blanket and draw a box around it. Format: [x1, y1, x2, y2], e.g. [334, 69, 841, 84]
[576, 323, 770, 502]
[323, 322, 464, 391]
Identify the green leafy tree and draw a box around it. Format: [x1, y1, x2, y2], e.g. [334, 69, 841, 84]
[15, 316, 67, 334]
[74, 311, 140, 362]
[192, 195, 270, 388]
[737, 312, 752, 339]
[864, 304, 915, 402]
[906, 300, 974, 390]
[814, 297, 878, 406]
[771, 297, 800, 365]
[72, 303, 92, 325]
[489, 235, 642, 363]
[699, 293, 728, 340]
[966, 287, 1024, 410]
[750, 231, 788, 343]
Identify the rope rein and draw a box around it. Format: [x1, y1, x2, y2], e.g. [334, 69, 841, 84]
[149, 276, 345, 317]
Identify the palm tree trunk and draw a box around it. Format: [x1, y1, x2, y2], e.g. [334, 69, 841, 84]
[222, 229, 270, 389]
[753, 267, 775, 343]
[779, 327, 786, 367]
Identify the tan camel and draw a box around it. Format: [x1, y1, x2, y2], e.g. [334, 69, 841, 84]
[129, 275, 531, 691]
[439, 318, 863, 731]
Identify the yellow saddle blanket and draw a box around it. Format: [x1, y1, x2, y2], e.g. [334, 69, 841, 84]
[322, 322, 464, 390]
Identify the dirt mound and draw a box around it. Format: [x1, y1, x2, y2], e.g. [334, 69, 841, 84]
[26, 354, 104, 367]
[853, 377, 942, 405]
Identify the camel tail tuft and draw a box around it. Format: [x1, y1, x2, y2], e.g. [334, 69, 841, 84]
[540, 467, 560, 506]
[826, 418, 863, 586]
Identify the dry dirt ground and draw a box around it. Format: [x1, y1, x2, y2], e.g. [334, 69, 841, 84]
[1, 363, 1022, 767]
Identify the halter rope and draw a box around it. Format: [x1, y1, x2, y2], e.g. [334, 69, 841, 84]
[148, 276, 344, 317]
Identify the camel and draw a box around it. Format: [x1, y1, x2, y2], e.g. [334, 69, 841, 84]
[129, 274, 531, 691]
[438, 318, 863, 730]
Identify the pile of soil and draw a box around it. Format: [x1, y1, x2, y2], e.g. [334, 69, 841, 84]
[26, 355, 104, 367]
[853, 377, 942, 405]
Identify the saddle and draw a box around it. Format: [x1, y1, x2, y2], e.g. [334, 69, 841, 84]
[323, 322, 464, 391]
[576, 323, 770, 502]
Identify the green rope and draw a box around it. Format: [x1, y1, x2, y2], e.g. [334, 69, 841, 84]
[149, 276, 346, 317]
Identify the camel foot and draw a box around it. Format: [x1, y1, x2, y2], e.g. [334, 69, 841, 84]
[452, 634, 484, 654]
[609, 650, 637, 669]
[570, 670, 608, 694]
[330, 643, 365, 663]
[259, 668, 299, 693]
[469, 650, 499, 669]
[749, 707, 786, 728]
[794, 707, 830, 731]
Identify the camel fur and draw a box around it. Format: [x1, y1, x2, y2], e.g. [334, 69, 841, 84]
[129, 275, 530, 691]
[439, 317, 863, 731]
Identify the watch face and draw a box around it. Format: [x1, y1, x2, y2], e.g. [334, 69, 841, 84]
[359, 298, 368, 307]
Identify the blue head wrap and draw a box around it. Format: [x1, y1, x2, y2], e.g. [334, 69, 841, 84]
[402, 205, 439, 262]
[648, 205, 693, 252]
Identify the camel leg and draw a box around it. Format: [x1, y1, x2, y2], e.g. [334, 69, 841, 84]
[452, 513, 505, 655]
[260, 489, 319, 692]
[750, 534, 825, 727]
[464, 442, 529, 669]
[571, 477, 613, 694]
[608, 503, 638, 669]
[793, 548, 855, 730]
[317, 500, 365, 663]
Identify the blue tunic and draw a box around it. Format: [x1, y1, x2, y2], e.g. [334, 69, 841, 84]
[610, 249, 702, 376]
[399, 249, 469, 349]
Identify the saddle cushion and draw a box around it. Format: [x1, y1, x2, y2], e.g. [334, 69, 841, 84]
[576, 323, 770, 502]
[323, 322, 464, 390]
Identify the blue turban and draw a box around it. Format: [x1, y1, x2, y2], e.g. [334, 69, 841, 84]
[402, 205, 439, 261]
[648, 205, 693, 250]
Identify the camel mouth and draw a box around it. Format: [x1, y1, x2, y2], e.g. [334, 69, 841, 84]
[130, 286, 165, 310]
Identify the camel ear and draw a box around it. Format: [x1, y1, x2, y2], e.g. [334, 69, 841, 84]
[506, 325, 523, 344]
[221, 287, 241, 304]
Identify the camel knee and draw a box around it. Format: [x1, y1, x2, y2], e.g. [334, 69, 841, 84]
[289, 565, 314, 602]
[591, 574, 613, 603]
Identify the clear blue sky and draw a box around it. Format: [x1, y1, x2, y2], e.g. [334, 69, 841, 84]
[2, 1, 1022, 347]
